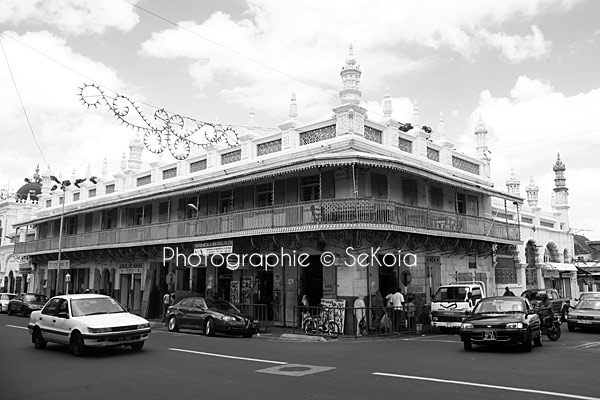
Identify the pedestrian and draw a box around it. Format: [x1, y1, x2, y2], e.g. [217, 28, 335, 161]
[372, 290, 385, 331]
[406, 296, 416, 332]
[503, 287, 516, 296]
[354, 294, 366, 336]
[301, 294, 310, 321]
[162, 292, 172, 322]
[385, 288, 405, 332]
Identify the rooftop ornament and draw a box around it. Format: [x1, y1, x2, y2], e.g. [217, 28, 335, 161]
[78, 83, 240, 160]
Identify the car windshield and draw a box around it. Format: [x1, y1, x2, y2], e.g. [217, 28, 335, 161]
[580, 293, 600, 301]
[433, 287, 467, 302]
[576, 300, 600, 310]
[475, 299, 524, 314]
[70, 297, 127, 317]
[206, 299, 240, 313]
[24, 294, 47, 303]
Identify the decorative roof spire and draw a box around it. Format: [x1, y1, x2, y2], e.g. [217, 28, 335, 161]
[412, 100, 420, 126]
[506, 167, 521, 195]
[128, 132, 143, 171]
[474, 115, 489, 159]
[247, 107, 256, 128]
[437, 111, 445, 137]
[553, 152, 569, 208]
[339, 44, 362, 105]
[102, 157, 108, 177]
[289, 92, 298, 120]
[525, 176, 539, 208]
[382, 87, 393, 120]
[120, 152, 127, 171]
[85, 164, 92, 179]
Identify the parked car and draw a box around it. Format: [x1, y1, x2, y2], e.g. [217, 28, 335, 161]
[521, 288, 570, 319]
[0, 293, 16, 313]
[166, 296, 260, 338]
[566, 298, 600, 332]
[460, 296, 542, 352]
[170, 290, 203, 305]
[7, 293, 48, 317]
[576, 292, 600, 302]
[27, 294, 151, 357]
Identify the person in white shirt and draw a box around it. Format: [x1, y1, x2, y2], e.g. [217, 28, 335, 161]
[385, 288, 405, 332]
[354, 295, 366, 336]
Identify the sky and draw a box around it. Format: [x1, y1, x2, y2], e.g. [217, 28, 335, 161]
[0, 0, 599, 240]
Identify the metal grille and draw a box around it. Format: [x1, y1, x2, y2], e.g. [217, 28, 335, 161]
[162, 167, 177, 180]
[136, 175, 151, 186]
[364, 126, 382, 144]
[190, 159, 207, 173]
[257, 139, 282, 156]
[221, 150, 242, 165]
[398, 137, 412, 153]
[299, 125, 336, 145]
[427, 147, 440, 162]
[452, 156, 480, 175]
[105, 184, 115, 194]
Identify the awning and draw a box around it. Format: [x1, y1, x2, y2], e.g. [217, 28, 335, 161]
[542, 262, 578, 273]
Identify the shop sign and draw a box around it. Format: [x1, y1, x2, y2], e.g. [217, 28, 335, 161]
[19, 265, 33, 273]
[542, 268, 560, 279]
[194, 246, 233, 255]
[195, 240, 233, 249]
[48, 260, 70, 270]
[118, 262, 143, 274]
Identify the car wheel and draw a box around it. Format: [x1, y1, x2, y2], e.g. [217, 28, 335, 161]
[21, 307, 29, 317]
[33, 328, 47, 350]
[521, 329, 532, 352]
[533, 330, 542, 347]
[7, 306, 13, 316]
[463, 340, 472, 351]
[567, 324, 575, 332]
[130, 342, 144, 351]
[167, 316, 179, 332]
[205, 318, 215, 337]
[70, 332, 88, 357]
[440, 327, 450, 334]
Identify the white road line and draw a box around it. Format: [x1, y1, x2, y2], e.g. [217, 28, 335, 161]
[168, 348, 287, 365]
[571, 341, 600, 349]
[373, 373, 600, 400]
[6, 325, 28, 330]
[401, 338, 459, 344]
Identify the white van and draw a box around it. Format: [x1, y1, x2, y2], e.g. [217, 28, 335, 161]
[430, 281, 486, 332]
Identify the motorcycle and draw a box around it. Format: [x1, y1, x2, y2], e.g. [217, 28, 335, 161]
[534, 304, 562, 341]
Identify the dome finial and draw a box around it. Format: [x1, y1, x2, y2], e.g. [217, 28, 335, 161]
[289, 92, 298, 119]
[382, 87, 392, 119]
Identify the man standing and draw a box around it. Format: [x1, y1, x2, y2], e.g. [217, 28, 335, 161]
[386, 288, 405, 332]
[354, 295, 366, 336]
[503, 287, 516, 296]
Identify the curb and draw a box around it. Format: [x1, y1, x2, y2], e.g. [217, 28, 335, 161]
[279, 333, 328, 342]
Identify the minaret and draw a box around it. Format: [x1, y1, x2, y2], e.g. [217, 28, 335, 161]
[101, 157, 108, 177]
[382, 87, 393, 121]
[525, 176, 540, 209]
[506, 168, 520, 195]
[474, 115, 491, 177]
[437, 112, 445, 139]
[552, 153, 570, 229]
[289, 92, 298, 121]
[128, 133, 143, 171]
[247, 107, 256, 128]
[412, 100, 420, 126]
[339, 44, 362, 105]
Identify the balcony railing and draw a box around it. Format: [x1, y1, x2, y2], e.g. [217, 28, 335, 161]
[14, 198, 520, 255]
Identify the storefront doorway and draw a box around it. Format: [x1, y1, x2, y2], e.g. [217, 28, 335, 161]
[302, 256, 323, 307]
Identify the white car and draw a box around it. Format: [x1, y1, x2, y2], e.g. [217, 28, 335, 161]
[0, 293, 16, 313]
[28, 294, 151, 356]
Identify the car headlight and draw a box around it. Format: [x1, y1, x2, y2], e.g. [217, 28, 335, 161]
[88, 327, 112, 333]
[567, 314, 575, 319]
[506, 322, 523, 329]
[137, 323, 150, 329]
[461, 323, 474, 329]
[432, 316, 438, 321]
[222, 316, 235, 322]
[252, 319, 259, 324]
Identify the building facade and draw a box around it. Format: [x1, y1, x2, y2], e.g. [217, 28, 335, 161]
[13, 47, 522, 331]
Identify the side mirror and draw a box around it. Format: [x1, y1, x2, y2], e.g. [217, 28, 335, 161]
[57, 312, 69, 319]
[465, 310, 472, 316]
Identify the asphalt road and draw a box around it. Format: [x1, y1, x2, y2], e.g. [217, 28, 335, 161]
[1, 313, 599, 400]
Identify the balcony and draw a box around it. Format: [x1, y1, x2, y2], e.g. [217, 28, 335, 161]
[14, 198, 520, 255]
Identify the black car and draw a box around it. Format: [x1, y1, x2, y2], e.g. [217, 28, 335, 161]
[7, 293, 48, 317]
[460, 296, 542, 352]
[165, 297, 260, 338]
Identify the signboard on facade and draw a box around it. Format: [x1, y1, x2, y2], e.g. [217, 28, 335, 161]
[118, 262, 143, 274]
[542, 268, 560, 279]
[194, 246, 233, 255]
[48, 260, 70, 270]
[195, 240, 233, 249]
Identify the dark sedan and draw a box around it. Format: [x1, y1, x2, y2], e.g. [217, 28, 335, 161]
[7, 293, 48, 317]
[566, 299, 600, 331]
[460, 296, 542, 352]
[165, 297, 260, 338]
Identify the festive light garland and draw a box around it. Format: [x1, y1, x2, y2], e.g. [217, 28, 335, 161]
[78, 83, 239, 160]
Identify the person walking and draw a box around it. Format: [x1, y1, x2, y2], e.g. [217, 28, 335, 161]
[162, 292, 172, 322]
[386, 288, 405, 332]
[354, 294, 366, 336]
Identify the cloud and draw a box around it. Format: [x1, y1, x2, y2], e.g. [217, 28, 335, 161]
[463, 76, 600, 238]
[0, 31, 137, 188]
[479, 25, 552, 63]
[0, 0, 139, 35]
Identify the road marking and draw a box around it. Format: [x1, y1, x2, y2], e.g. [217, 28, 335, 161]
[401, 338, 459, 344]
[257, 364, 335, 377]
[373, 373, 600, 400]
[168, 348, 287, 364]
[6, 325, 28, 330]
[571, 341, 600, 350]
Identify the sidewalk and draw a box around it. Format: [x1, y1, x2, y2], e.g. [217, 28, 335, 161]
[148, 319, 429, 342]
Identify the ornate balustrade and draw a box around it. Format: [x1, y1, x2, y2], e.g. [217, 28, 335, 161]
[14, 198, 520, 255]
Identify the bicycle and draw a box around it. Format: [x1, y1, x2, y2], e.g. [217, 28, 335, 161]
[302, 306, 342, 337]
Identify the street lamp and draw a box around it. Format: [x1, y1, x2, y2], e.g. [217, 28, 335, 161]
[50, 175, 96, 296]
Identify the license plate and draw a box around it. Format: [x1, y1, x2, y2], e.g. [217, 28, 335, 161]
[483, 330, 496, 340]
[580, 320, 592, 324]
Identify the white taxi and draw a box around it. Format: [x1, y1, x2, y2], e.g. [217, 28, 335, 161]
[28, 294, 151, 356]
